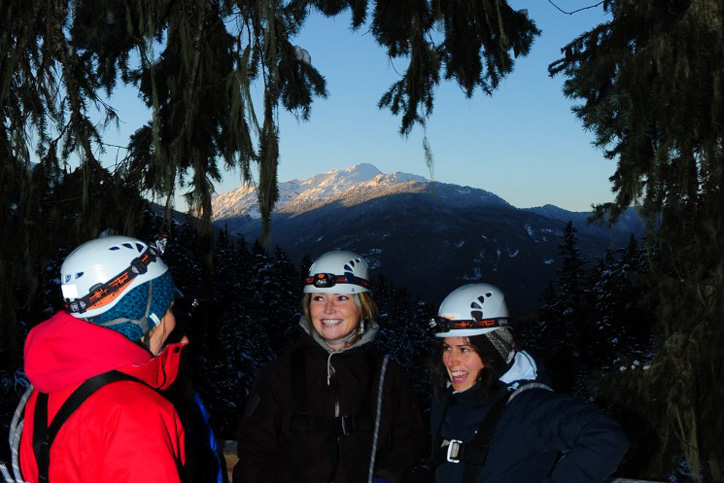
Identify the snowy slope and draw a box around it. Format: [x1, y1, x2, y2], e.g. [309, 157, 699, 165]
[213, 163, 435, 220]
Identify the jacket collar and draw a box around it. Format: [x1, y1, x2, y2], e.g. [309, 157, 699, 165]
[498, 350, 539, 386]
[121, 341, 184, 390]
[24, 311, 183, 392]
[298, 315, 379, 354]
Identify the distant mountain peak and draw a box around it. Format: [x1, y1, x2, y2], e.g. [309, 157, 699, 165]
[212, 163, 429, 220]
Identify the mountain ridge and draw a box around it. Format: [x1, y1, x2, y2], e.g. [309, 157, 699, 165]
[211, 164, 644, 313]
[212, 163, 510, 220]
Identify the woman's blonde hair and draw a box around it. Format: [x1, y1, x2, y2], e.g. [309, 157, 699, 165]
[302, 292, 379, 346]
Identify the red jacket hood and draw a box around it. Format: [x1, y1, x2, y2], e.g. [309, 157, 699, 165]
[24, 311, 182, 393]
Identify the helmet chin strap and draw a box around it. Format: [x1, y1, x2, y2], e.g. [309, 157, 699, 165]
[322, 320, 371, 348]
[323, 328, 360, 346]
[353, 294, 366, 335]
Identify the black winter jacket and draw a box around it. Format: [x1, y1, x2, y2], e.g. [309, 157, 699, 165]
[234, 324, 425, 483]
[431, 351, 629, 483]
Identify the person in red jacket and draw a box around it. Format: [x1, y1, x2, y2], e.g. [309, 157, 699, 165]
[16, 235, 186, 483]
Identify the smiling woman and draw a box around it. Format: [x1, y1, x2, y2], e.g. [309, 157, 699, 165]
[308, 293, 361, 349]
[301, 250, 375, 351]
[442, 337, 485, 393]
[234, 250, 425, 483]
[429, 283, 629, 483]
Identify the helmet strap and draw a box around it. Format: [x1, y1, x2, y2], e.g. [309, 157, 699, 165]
[95, 280, 157, 343]
[322, 327, 359, 347]
[354, 295, 365, 335]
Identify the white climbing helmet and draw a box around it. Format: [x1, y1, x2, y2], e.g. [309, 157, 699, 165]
[432, 283, 509, 337]
[304, 250, 371, 294]
[60, 235, 169, 319]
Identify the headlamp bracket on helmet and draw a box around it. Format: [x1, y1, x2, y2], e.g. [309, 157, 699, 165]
[305, 272, 371, 290]
[130, 257, 150, 275]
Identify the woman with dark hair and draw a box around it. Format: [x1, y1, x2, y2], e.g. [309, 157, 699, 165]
[234, 250, 425, 483]
[429, 283, 629, 483]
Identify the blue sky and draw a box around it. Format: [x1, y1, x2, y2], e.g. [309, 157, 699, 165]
[103, 1, 613, 212]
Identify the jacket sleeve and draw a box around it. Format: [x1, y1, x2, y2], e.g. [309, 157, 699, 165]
[233, 362, 286, 483]
[374, 362, 426, 482]
[518, 389, 629, 483]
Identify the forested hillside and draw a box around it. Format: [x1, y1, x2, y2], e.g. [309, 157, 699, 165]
[2, 209, 660, 479]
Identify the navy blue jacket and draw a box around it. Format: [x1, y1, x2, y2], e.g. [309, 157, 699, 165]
[431, 352, 629, 482]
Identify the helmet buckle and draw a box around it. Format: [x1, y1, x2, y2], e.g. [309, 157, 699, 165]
[130, 257, 148, 275]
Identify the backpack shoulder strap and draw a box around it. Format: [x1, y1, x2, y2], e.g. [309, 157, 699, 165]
[507, 382, 553, 403]
[459, 391, 509, 483]
[32, 370, 144, 482]
[460, 382, 554, 483]
[289, 344, 309, 483]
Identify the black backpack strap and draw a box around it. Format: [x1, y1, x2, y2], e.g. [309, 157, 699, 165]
[32, 370, 143, 482]
[290, 345, 310, 483]
[430, 390, 453, 461]
[32, 392, 49, 483]
[460, 393, 508, 483]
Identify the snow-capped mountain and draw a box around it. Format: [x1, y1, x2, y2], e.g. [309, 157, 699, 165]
[211, 164, 641, 313]
[212, 163, 507, 221]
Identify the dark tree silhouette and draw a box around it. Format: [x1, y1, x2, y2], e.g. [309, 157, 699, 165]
[550, 1, 724, 478]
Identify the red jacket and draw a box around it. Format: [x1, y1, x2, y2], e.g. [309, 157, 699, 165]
[19, 311, 186, 483]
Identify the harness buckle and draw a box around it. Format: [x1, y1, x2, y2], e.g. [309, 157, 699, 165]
[446, 439, 463, 463]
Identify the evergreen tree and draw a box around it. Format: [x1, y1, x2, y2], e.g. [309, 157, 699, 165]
[372, 275, 437, 411]
[616, 235, 656, 358]
[253, 246, 300, 354]
[587, 250, 622, 367]
[0, 160, 147, 366]
[192, 233, 271, 437]
[299, 253, 313, 282]
[518, 280, 557, 356]
[532, 280, 570, 387]
[588, 236, 656, 366]
[553, 221, 591, 393]
[550, 1, 724, 478]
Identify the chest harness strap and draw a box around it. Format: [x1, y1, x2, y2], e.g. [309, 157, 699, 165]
[290, 346, 381, 483]
[433, 383, 552, 483]
[31, 370, 144, 482]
